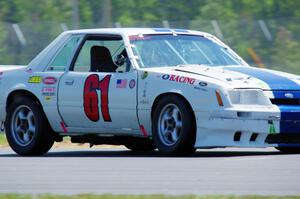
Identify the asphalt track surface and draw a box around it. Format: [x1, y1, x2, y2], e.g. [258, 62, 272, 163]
[0, 147, 300, 195]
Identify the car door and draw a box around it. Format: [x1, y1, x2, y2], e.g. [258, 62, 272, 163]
[58, 34, 140, 134]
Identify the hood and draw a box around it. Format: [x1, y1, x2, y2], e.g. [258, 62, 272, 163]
[223, 66, 300, 91]
[150, 65, 300, 91]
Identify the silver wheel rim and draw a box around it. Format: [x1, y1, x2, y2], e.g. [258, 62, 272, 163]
[157, 104, 182, 146]
[10, 105, 36, 146]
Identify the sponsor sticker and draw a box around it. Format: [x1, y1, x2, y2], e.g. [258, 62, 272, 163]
[194, 86, 207, 91]
[44, 96, 52, 101]
[43, 77, 57, 85]
[129, 35, 151, 41]
[194, 82, 208, 90]
[141, 71, 148, 80]
[25, 68, 33, 73]
[142, 82, 148, 98]
[116, 79, 127, 88]
[268, 120, 276, 134]
[42, 87, 56, 96]
[129, 79, 136, 89]
[198, 82, 208, 87]
[162, 74, 195, 85]
[28, 76, 42, 83]
[162, 74, 170, 80]
[140, 99, 149, 105]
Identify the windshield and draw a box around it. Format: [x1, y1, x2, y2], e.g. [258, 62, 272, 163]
[129, 34, 243, 68]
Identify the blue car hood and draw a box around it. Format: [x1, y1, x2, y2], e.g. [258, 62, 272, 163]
[224, 66, 300, 91]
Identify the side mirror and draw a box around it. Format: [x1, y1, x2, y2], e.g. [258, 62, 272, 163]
[115, 54, 126, 66]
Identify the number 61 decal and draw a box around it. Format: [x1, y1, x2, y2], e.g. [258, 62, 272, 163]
[84, 74, 111, 122]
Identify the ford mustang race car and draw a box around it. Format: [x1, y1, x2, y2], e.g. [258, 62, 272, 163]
[1, 28, 300, 156]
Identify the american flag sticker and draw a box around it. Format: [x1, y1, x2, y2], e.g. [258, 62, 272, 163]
[116, 79, 127, 88]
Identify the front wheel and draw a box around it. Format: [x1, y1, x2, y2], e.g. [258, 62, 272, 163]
[152, 95, 196, 156]
[5, 96, 54, 156]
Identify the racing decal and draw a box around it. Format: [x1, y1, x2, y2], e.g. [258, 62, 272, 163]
[162, 74, 170, 80]
[198, 82, 208, 87]
[44, 96, 52, 101]
[194, 87, 207, 91]
[84, 74, 111, 122]
[172, 29, 189, 33]
[129, 35, 151, 41]
[42, 87, 56, 96]
[268, 120, 276, 134]
[28, 76, 42, 83]
[139, 125, 148, 137]
[141, 71, 148, 80]
[140, 99, 149, 105]
[60, 121, 68, 133]
[162, 74, 195, 85]
[116, 79, 127, 88]
[142, 82, 148, 98]
[153, 28, 172, 32]
[153, 28, 189, 33]
[25, 68, 33, 73]
[269, 124, 276, 134]
[194, 81, 208, 91]
[43, 77, 57, 85]
[129, 79, 136, 89]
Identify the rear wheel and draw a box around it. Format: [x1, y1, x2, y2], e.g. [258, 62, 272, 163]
[152, 95, 196, 156]
[5, 96, 54, 156]
[275, 147, 300, 154]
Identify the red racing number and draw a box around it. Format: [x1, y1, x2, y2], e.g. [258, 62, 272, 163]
[84, 74, 112, 122]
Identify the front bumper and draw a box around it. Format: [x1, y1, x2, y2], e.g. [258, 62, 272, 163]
[194, 106, 282, 148]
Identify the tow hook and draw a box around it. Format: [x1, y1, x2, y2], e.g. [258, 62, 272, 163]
[0, 122, 4, 132]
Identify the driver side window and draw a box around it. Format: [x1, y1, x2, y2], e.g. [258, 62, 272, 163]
[73, 35, 130, 73]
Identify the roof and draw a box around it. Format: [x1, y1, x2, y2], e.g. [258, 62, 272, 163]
[64, 28, 209, 37]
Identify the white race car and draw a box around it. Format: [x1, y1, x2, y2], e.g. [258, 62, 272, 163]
[1, 28, 300, 156]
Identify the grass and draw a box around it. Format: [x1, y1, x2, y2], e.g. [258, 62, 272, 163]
[0, 133, 7, 146]
[0, 195, 300, 199]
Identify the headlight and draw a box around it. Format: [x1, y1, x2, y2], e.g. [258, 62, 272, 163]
[227, 89, 271, 105]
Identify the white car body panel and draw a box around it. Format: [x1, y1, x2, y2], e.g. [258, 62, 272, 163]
[58, 71, 139, 134]
[1, 28, 300, 149]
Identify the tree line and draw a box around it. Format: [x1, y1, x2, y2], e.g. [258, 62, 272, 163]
[0, 0, 299, 73]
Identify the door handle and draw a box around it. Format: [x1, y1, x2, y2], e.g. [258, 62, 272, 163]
[65, 79, 74, 85]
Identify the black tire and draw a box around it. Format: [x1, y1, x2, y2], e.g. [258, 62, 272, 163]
[5, 96, 54, 156]
[275, 147, 300, 154]
[125, 139, 156, 152]
[152, 95, 196, 156]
